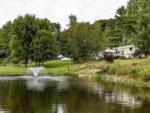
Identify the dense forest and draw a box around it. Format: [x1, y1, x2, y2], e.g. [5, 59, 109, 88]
[0, 0, 149, 66]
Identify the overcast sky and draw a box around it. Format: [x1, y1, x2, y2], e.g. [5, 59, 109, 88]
[0, 0, 128, 28]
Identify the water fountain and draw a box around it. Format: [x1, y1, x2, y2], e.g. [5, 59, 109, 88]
[26, 66, 46, 77]
[0, 66, 70, 91]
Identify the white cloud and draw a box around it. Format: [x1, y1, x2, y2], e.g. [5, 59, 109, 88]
[0, 0, 128, 28]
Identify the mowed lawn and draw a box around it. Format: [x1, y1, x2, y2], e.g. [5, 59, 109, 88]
[44, 60, 76, 75]
[0, 60, 76, 76]
[0, 66, 26, 76]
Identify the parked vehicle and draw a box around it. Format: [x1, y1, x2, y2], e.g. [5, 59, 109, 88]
[57, 54, 71, 61]
[99, 45, 137, 59]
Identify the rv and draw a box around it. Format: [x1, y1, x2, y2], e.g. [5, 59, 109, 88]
[101, 45, 137, 59]
[114, 45, 137, 58]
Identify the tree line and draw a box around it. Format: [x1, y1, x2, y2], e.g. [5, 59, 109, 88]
[0, 0, 149, 66]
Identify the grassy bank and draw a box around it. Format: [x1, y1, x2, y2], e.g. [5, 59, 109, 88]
[44, 60, 77, 75]
[0, 66, 26, 76]
[0, 60, 101, 76]
[0, 60, 76, 76]
[97, 59, 150, 88]
[0, 59, 150, 88]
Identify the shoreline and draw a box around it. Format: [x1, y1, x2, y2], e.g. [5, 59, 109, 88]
[0, 59, 149, 88]
[99, 75, 150, 88]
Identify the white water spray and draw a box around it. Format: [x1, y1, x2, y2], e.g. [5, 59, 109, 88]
[27, 67, 46, 77]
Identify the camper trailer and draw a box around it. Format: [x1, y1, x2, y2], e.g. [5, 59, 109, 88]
[101, 45, 137, 59]
[114, 45, 137, 58]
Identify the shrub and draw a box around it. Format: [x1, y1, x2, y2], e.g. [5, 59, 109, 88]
[142, 74, 150, 82]
[0, 58, 10, 65]
[104, 53, 114, 63]
[11, 58, 20, 64]
[98, 64, 111, 74]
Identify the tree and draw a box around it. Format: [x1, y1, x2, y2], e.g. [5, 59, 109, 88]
[0, 29, 5, 59]
[0, 21, 12, 59]
[137, 14, 150, 54]
[126, 0, 150, 54]
[9, 35, 21, 63]
[115, 6, 128, 46]
[69, 14, 77, 27]
[37, 18, 53, 31]
[52, 23, 61, 55]
[59, 30, 72, 56]
[93, 19, 123, 48]
[11, 14, 38, 67]
[31, 30, 56, 66]
[61, 22, 106, 62]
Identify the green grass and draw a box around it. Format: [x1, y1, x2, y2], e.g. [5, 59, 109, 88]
[0, 59, 149, 79]
[99, 59, 150, 82]
[0, 60, 76, 76]
[44, 60, 76, 75]
[0, 66, 26, 76]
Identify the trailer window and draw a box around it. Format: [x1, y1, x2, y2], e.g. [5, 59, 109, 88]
[130, 47, 133, 51]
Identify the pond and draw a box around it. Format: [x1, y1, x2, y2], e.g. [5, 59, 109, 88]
[0, 75, 150, 113]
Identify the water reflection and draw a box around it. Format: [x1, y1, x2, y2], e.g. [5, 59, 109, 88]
[0, 105, 9, 113]
[26, 79, 47, 91]
[52, 104, 66, 113]
[57, 81, 70, 91]
[0, 76, 149, 113]
[93, 83, 142, 107]
[0, 111, 9, 113]
[103, 91, 141, 107]
[0, 76, 69, 81]
[26, 76, 70, 91]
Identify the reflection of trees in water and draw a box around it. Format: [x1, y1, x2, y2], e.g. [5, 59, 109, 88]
[0, 80, 112, 113]
[0, 81, 54, 113]
[0, 82, 9, 111]
[0, 79, 150, 113]
[77, 80, 142, 107]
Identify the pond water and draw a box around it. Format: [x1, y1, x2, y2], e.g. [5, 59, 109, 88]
[0, 76, 150, 113]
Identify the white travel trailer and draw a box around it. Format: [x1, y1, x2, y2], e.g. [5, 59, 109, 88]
[101, 45, 137, 59]
[114, 45, 137, 58]
[98, 45, 137, 59]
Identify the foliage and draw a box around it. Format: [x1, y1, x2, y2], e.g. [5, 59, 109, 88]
[0, 0, 150, 66]
[31, 30, 57, 66]
[11, 14, 38, 67]
[60, 22, 106, 62]
[99, 59, 150, 81]
[126, 0, 150, 54]
[69, 14, 77, 27]
[0, 21, 12, 59]
[0, 14, 58, 66]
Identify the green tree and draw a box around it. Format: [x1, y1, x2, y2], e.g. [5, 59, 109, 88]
[126, 0, 150, 54]
[0, 21, 12, 59]
[32, 30, 56, 66]
[115, 6, 128, 46]
[37, 18, 53, 31]
[11, 14, 38, 67]
[52, 23, 61, 55]
[69, 14, 77, 27]
[62, 22, 106, 62]
[0, 29, 5, 59]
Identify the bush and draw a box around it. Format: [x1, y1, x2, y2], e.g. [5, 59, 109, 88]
[11, 58, 20, 64]
[104, 53, 114, 63]
[142, 74, 150, 82]
[0, 58, 10, 65]
[99, 61, 141, 77]
[98, 65, 111, 74]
